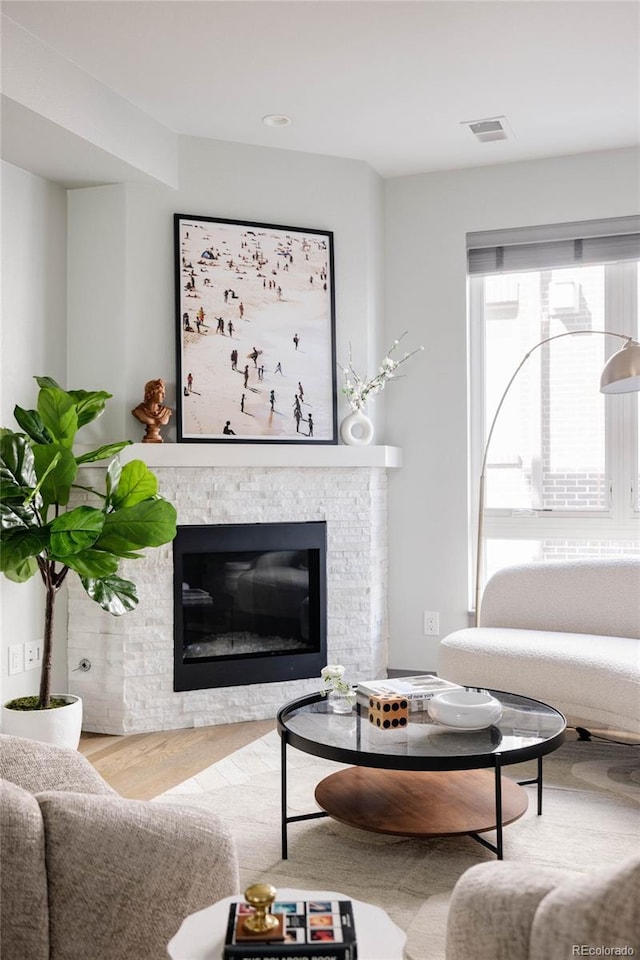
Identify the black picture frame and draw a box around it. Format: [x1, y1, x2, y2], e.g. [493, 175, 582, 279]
[174, 214, 337, 443]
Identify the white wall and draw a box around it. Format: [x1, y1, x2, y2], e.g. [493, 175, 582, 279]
[67, 184, 128, 442]
[384, 146, 640, 670]
[0, 160, 68, 704]
[67, 136, 385, 442]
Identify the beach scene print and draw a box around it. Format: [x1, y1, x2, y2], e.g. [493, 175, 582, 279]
[176, 215, 336, 441]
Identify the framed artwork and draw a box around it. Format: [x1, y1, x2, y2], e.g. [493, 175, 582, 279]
[174, 214, 337, 443]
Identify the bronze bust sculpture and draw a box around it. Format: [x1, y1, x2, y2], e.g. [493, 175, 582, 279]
[132, 379, 172, 443]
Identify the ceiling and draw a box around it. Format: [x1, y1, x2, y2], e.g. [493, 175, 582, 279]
[2, 0, 639, 180]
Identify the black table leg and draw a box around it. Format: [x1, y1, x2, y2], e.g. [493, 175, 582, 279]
[279, 730, 328, 860]
[518, 755, 544, 815]
[494, 754, 504, 860]
[281, 733, 288, 860]
[537, 755, 543, 815]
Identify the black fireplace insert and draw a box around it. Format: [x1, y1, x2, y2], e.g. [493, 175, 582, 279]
[173, 521, 327, 691]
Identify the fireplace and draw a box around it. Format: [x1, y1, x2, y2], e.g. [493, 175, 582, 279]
[68, 457, 391, 734]
[173, 521, 327, 691]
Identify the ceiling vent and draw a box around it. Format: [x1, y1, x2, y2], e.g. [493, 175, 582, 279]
[462, 116, 512, 143]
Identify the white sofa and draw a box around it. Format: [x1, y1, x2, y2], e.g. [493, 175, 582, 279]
[437, 558, 640, 735]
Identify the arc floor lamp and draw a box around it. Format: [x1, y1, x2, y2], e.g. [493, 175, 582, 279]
[474, 332, 640, 626]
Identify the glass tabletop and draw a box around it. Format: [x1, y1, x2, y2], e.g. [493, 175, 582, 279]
[278, 690, 566, 771]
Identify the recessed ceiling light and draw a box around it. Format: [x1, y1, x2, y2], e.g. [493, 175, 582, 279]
[263, 114, 292, 128]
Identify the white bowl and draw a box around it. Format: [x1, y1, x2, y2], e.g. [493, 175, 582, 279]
[427, 689, 502, 730]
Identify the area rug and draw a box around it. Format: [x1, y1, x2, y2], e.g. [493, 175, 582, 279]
[155, 731, 640, 960]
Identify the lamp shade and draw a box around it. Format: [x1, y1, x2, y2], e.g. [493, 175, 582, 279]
[600, 340, 640, 394]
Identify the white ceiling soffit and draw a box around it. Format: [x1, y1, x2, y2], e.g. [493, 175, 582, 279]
[1, 0, 639, 181]
[1, 13, 179, 188]
[1, 96, 175, 189]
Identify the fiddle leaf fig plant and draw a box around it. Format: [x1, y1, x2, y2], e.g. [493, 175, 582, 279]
[1, 376, 177, 710]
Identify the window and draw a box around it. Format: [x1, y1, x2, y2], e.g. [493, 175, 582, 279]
[468, 218, 640, 605]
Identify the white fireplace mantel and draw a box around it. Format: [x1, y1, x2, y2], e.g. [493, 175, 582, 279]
[117, 443, 402, 469]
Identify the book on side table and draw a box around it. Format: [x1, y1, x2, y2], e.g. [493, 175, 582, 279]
[223, 898, 357, 960]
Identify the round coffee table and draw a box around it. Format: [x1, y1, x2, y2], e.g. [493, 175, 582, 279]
[277, 688, 566, 860]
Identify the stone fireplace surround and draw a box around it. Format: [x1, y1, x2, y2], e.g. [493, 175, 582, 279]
[68, 444, 401, 734]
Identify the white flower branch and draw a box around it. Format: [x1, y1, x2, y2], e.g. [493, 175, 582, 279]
[339, 332, 424, 412]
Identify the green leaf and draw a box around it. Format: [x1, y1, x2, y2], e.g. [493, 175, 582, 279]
[56, 548, 119, 578]
[0, 479, 35, 503]
[32, 444, 77, 507]
[0, 528, 48, 572]
[13, 406, 51, 445]
[67, 389, 112, 428]
[97, 499, 176, 555]
[50, 506, 105, 556]
[37, 387, 78, 449]
[81, 574, 138, 616]
[34, 376, 63, 391]
[0, 433, 38, 493]
[105, 457, 122, 507]
[0, 501, 39, 532]
[75, 441, 132, 465]
[23, 451, 59, 511]
[33, 379, 113, 429]
[3, 556, 38, 583]
[111, 459, 158, 509]
[0, 434, 44, 510]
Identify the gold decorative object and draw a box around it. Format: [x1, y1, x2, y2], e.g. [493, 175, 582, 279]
[131, 378, 172, 443]
[242, 883, 280, 934]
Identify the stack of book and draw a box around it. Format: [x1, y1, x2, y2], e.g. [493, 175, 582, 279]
[356, 674, 462, 710]
[223, 898, 357, 960]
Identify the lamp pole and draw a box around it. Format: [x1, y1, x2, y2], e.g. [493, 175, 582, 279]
[474, 329, 637, 627]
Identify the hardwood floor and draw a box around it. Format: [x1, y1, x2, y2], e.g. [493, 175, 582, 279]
[76, 672, 421, 799]
[79, 718, 275, 800]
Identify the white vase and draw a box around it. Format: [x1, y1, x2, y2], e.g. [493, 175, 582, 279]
[1, 695, 83, 749]
[340, 409, 374, 446]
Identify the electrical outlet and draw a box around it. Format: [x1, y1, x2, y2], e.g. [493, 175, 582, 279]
[25, 640, 41, 672]
[423, 611, 440, 636]
[8, 645, 23, 675]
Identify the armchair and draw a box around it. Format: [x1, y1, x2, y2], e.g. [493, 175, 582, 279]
[0, 734, 239, 960]
[446, 853, 640, 959]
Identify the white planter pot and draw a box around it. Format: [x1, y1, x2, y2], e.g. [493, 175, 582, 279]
[1, 695, 83, 749]
[340, 409, 374, 446]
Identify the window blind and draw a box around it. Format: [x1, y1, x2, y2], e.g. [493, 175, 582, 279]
[467, 216, 640, 276]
